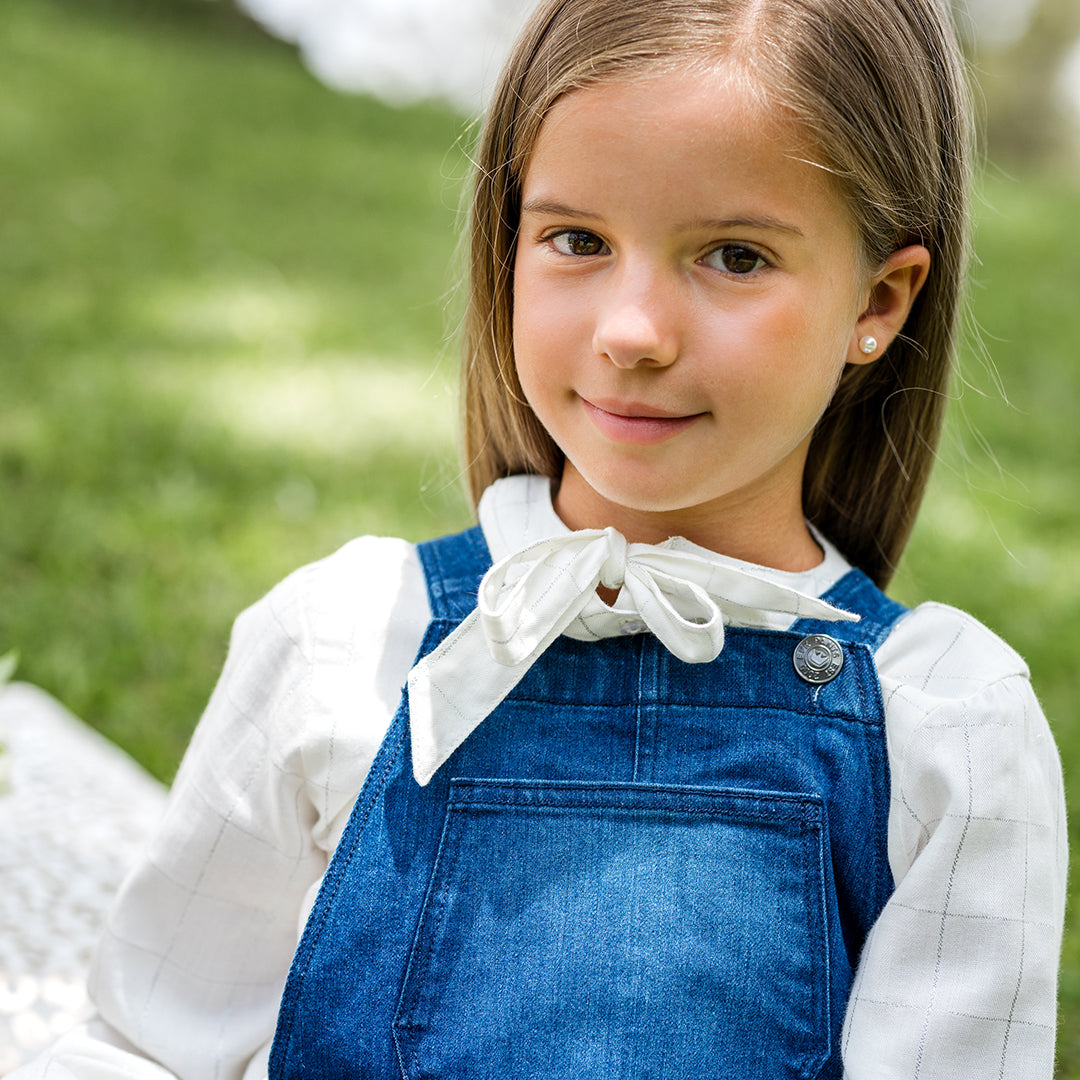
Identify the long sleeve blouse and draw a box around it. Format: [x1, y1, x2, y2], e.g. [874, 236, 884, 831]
[12, 475, 1067, 1079]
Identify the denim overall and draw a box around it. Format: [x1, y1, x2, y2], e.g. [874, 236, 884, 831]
[271, 525, 904, 1080]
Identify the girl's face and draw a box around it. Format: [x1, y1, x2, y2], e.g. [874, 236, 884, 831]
[513, 66, 903, 566]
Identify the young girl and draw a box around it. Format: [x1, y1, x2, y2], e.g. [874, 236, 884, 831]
[16, 0, 1066, 1077]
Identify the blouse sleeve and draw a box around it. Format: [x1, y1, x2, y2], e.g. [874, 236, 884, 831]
[9, 536, 428, 1080]
[841, 602, 1067, 1078]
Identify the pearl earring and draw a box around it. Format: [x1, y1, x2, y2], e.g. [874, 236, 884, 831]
[859, 336, 878, 356]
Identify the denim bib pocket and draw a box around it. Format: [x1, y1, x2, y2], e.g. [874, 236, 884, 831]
[392, 778, 831, 1080]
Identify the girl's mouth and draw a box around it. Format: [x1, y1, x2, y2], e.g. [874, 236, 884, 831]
[580, 397, 704, 445]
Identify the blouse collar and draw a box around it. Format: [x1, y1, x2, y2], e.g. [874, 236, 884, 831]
[407, 475, 856, 786]
[479, 474, 851, 625]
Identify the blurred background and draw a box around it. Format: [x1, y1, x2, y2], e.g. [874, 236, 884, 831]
[0, 0, 1077, 1071]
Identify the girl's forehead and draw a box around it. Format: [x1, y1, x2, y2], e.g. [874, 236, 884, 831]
[560, 60, 773, 120]
[524, 66, 846, 224]
[533, 63, 802, 171]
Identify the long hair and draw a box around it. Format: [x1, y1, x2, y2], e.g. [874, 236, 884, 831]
[461, 0, 973, 587]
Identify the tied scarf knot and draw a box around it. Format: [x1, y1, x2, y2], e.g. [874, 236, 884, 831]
[408, 528, 858, 785]
[479, 527, 629, 666]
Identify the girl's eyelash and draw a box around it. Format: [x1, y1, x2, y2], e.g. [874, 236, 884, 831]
[540, 231, 770, 274]
[702, 243, 771, 275]
[545, 229, 609, 257]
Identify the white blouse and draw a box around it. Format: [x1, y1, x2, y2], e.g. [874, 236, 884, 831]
[13, 475, 1066, 1079]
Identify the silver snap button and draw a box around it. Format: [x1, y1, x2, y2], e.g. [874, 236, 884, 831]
[619, 619, 648, 636]
[793, 634, 844, 685]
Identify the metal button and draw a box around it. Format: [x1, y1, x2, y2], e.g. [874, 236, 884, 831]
[793, 634, 844, 685]
[619, 619, 648, 636]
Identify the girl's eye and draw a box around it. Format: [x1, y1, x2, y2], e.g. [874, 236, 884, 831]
[704, 244, 767, 275]
[550, 230, 607, 257]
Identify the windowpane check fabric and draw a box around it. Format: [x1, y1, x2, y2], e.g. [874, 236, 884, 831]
[10, 475, 1066, 1080]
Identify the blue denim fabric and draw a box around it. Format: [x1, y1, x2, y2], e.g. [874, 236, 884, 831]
[271, 525, 904, 1080]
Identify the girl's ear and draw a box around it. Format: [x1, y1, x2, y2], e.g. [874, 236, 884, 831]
[849, 244, 931, 364]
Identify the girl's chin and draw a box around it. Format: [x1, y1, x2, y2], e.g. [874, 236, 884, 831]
[555, 468, 711, 529]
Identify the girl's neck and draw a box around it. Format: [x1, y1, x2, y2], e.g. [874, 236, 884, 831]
[551, 464, 825, 573]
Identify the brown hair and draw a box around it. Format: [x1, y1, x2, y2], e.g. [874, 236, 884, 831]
[461, 0, 973, 587]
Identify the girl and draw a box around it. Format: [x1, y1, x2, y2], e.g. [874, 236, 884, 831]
[16, 0, 1066, 1077]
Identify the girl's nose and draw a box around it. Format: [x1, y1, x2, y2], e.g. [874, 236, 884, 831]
[591, 270, 679, 369]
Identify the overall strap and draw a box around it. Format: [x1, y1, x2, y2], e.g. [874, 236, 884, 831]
[791, 568, 908, 651]
[417, 525, 492, 622]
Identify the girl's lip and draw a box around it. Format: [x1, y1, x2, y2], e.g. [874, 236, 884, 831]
[580, 397, 703, 445]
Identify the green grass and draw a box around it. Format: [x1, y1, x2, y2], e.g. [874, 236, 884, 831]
[0, 0, 474, 775]
[1, 0, 1078, 1071]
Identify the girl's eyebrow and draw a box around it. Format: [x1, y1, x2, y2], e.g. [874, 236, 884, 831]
[520, 198, 602, 220]
[520, 200, 804, 239]
[686, 215, 805, 238]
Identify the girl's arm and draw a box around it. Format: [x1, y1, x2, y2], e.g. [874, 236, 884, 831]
[842, 602, 1067, 1079]
[9, 537, 428, 1080]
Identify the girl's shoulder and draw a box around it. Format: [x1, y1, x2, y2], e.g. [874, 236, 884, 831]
[243, 534, 428, 660]
[873, 600, 1058, 810]
[876, 598, 1030, 703]
[205, 535, 431, 851]
[214, 533, 430, 762]
[875, 601, 1065, 903]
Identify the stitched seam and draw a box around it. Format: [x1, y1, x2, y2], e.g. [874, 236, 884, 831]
[492, 695, 884, 727]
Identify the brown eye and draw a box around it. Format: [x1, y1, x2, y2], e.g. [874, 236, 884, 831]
[552, 231, 607, 256]
[706, 244, 766, 275]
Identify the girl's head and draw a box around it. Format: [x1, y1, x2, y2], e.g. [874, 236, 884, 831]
[462, 0, 972, 586]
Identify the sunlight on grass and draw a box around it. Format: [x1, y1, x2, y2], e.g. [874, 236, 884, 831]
[135, 275, 458, 457]
[135, 267, 459, 457]
[142, 274, 326, 348]
[140, 353, 458, 458]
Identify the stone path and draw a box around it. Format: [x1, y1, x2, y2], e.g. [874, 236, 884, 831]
[0, 684, 166, 1074]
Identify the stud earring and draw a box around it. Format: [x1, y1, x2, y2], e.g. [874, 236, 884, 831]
[859, 336, 878, 356]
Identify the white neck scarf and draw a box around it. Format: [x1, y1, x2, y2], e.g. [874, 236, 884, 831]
[407, 523, 858, 786]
